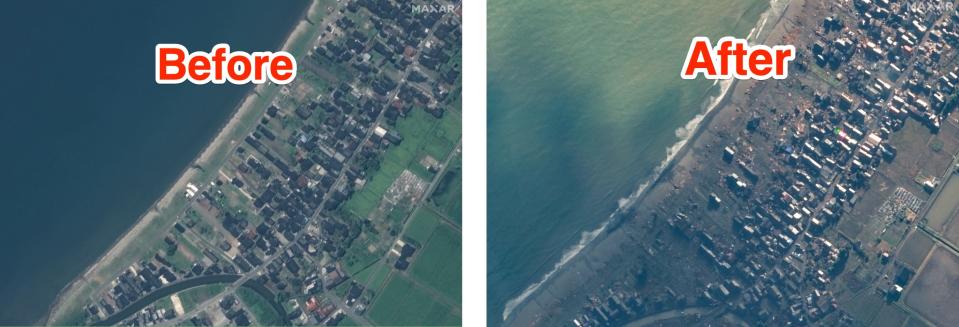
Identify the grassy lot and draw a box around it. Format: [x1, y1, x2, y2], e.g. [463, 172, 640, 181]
[155, 296, 174, 311]
[166, 247, 194, 272]
[404, 207, 442, 245]
[334, 278, 353, 299]
[176, 283, 228, 313]
[387, 202, 412, 225]
[343, 233, 380, 276]
[353, 261, 392, 294]
[423, 109, 461, 161]
[366, 262, 392, 293]
[163, 231, 206, 272]
[367, 275, 460, 326]
[177, 232, 204, 258]
[429, 154, 462, 225]
[344, 171, 393, 221]
[235, 288, 285, 326]
[409, 223, 462, 303]
[342, 109, 461, 219]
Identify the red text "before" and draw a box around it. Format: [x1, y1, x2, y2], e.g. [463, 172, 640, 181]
[156, 43, 297, 85]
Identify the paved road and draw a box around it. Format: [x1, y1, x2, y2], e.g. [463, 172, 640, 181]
[96, 275, 287, 326]
[160, 4, 457, 326]
[359, 140, 463, 313]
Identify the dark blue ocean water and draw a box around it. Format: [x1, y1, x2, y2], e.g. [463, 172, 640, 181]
[0, 1, 308, 323]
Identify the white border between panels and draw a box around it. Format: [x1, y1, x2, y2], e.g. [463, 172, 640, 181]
[461, 0, 487, 325]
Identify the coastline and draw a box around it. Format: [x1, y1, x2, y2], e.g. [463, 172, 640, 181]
[43, 1, 322, 324]
[502, 0, 801, 324]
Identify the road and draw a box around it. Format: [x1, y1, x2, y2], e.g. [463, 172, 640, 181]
[759, 1, 955, 320]
[96, 274, 289, 326]
[160, 4, 457, 326]
[355, 140, 463, 315]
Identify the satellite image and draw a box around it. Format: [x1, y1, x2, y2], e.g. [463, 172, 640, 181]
[0, 0, 461, 326]
[10, 0, 959, 326]
[489, 0, 959, 326]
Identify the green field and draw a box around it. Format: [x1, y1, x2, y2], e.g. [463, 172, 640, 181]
[405, 207, 443, 245]
[235, 288, 285, 326]
[343, 109, 462, 219]
[176, 283, 228, 313]
[353, 260, 391, 293]
[410, 224, 462, 303]
[343, 234, 381, 276]
[423, 109, 461, 161]
[367, 275, 460, 326]
[155, 297, 174, 311]
[429, 154, 462, 225]
[165, 232, 207, 272]
[387, 204, 411, 225]
[166, 249, 193, 272]
[339, 316, 361, 326]
[366, 263, 392, 293]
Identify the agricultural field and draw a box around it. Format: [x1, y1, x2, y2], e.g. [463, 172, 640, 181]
[926, 175, 959, 232]
[429, 154, 462, 225]
[340, 108, 463, 282]
[405, 207, 443, 245]
[898, 231, 935, 270]
[869, 303, 910, 327]
[904, 246, 959, 327]
[366, 274, 460, 326]
[343, 109, 462, 220]
[409, 223, 462, 302]
[352, 261, 391, 294]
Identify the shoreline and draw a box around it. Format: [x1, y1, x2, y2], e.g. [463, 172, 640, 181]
[502, 0, 800, 323]
[42, 1, 320, 324]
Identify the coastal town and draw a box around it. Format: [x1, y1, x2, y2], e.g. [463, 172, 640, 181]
[46, 0, 462, 325]
[505, 0, 959, 326]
